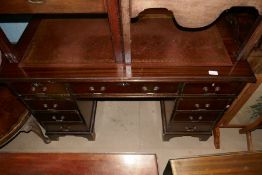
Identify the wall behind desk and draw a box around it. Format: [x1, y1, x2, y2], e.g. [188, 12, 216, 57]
[0, 23, 28, 43]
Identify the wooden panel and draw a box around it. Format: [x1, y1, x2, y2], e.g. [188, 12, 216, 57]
[0, 0, 106, 14]
[0, 153, 158, 175]
[106, 0, 124, 63]
[163, 152, 262, 175]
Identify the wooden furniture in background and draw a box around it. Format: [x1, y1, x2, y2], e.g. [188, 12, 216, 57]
[239, 115, 262, 151]
[216, 37, 262, 149]
[163, 152, 262, 175]
[0, 86, 50, 147]
[0, 1, 261, 147]
[0, 153, 158, 175]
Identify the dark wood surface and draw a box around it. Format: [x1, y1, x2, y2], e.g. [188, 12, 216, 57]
[0, 153, 159, 175]
[0, 86, 28, 147]
[0, 0, 106, 14]
[164, 152, 262, 175]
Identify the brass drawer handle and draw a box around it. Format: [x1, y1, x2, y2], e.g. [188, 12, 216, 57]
[198, 116, 203, 120]
[185, 126, 197, 132]
[89, 86, 95, 91]
[189, 116, 203, 121]
[43, 103, 58, 109]
[28, 0, 45, 4]
[205, 103, 210, 108]
[203, 86, 208, 92]
[142, 86, 148, 91]
[59, 125, 70, 132]
[215, 86, 221, 92]
[118, 82, 129, 87]
[100, 86, 106, 91]
[52, 115, 65, 122]
[42, 86, 47, 92]
[153, 86, 160, 91]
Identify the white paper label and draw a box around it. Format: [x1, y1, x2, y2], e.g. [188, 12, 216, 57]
[208, 70, 219, 76]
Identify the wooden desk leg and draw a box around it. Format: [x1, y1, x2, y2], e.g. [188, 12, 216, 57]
[213, 127, 220, 149]
[21, 116, 51, 144]
[246, 132, 254, 152]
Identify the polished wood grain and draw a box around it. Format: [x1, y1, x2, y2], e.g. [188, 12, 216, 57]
[0, 153, 158, 175]
[107, 0, 125, 63]
[0, 0, 106, 14]
[164, 152, 262, 175]
[0, 86, 28, 147]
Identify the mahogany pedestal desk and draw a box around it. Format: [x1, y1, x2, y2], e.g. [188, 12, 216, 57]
[0, 1, 262, 148]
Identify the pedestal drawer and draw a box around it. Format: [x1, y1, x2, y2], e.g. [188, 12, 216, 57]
[172, 111, 221, 122]
[183, 82, 244, 95]
[167, 122, 213, 132]
[34, 111, 83, 122]
[42, 123, 90, 132]
[177, 98, 232, 111]
[11, 82, 67, 95]
[25, 99, 77, 111]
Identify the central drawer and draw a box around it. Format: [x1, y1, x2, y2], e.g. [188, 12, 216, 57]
[70, 82, 179, 95]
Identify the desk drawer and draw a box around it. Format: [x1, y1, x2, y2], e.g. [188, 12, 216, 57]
[172, 111, 221, 122]
[12, 82, 67, 95]
[0, 0, 106, 14]
[167, 122, 213, 132]
[183, 82, 244, 95]
[42, 123, 90, 132]
[34, 111, 82, 122]
[177, 98, 232, 111]
[71, 82, 179, 94]
[34, 111, 83, 123]
[25, 99, 77, 111]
